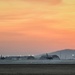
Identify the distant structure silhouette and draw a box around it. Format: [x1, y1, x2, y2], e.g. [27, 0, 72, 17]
[0, 55, 5, 60]
[40, 53, 60, 60]
[27, 56, 35, 60]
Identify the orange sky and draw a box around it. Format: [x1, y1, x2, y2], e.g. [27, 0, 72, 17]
[0, 0, 75, 55]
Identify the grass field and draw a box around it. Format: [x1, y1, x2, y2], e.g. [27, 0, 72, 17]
[0, 64, 75, 75]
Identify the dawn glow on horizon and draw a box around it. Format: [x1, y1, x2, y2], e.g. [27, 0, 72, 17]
[0, 0, 75, 55]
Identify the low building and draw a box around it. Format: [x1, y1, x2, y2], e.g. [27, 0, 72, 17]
[39, 54, 60, 60]
[27, 56, 35, 60]
[52, 55, 60, 60]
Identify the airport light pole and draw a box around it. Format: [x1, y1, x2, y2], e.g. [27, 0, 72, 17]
[65, 54, 66, 60]
[60, 51, 61, 59]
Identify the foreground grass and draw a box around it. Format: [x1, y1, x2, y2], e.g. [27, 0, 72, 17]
[0, 74, 75, 75]
[0, 64, 75, 75]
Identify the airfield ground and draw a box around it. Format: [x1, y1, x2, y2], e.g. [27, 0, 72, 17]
[0, 64, 75, 75]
